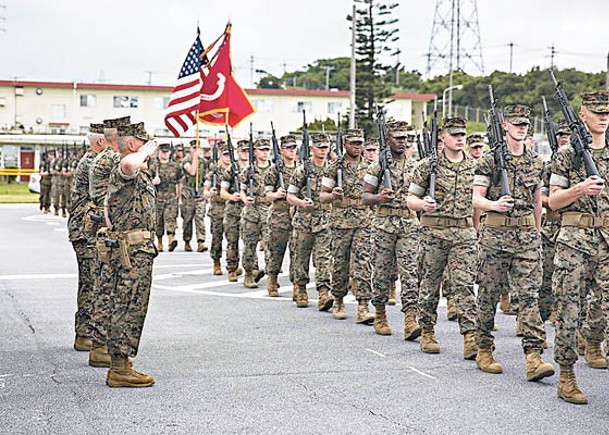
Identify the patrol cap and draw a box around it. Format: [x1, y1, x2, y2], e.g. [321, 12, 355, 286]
[237, 139, 249, 151]
[216, 140, 229, 154]
[103, 116, 131, 129]
[581, 91, 609, 113]
[442, 116, 467, 135]
[158, 143, 171, 152]
[343, 128, 364, 144]
[386, 121, 409, 137]
[117, 122, 153, 141]
[467, 132, 485, 148]
[556, 119, 571, 135]
[364, 137, 379, 151]
[503, 104, 531, 125]
[89, 123, 104, 134]
[254, 138, 271, 150]
[280, 135, 297, 148]
[310, 133, 330, 148]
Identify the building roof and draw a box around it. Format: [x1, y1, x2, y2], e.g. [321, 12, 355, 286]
[0, 79, 436, 101]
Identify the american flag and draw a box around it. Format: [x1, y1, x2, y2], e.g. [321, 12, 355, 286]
[164, 30, 205, 137]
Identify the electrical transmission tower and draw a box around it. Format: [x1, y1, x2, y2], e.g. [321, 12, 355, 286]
[426, 0, 484, 77]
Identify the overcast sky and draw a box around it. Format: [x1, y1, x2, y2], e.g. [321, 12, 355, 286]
[0, 0, 607, 88]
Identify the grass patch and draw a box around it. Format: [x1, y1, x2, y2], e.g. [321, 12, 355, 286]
[0, 183, 39, 203]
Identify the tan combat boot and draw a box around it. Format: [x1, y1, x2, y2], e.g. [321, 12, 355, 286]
[213, 259, 222, 276]
[420, 327, 440, 354]
[403, 309, 422, 341]
[446, 296, 457, 321]
[184, 241, 192, 252]
[243, 272, 258, 289]
[253, 269, 266, 283]
[168, 233, 178, 252]
[106, 358, 155, 388]
[296, 285, 308, 308]
[228, 270, 238, 282]
[267, 275, 279, 297]
[333, 297, 347, 320]
[525, 350, 555, 381]
[463, 331, 477, 360]
[388, 282, 396, 306]
[317, 286, 334, 312]
[61, 209, 67, 218]
[292, 284, 298, 302]
[197, 241, 208, 252]
[577, 331, 586, 356]
[54, 207, 59, 216]
[89, 345, 111, 368]
[499, 294, 515, 315]
[356, 300, 375, 325]
[373, 306, 392, 336]
[74, 335, 92, 352]
[557, 365, 588, 404]
[476, 348, 503, 374]
[156, 236, 163, 252]
[236, 266, 243, 276]
[584, 341, 608, 369]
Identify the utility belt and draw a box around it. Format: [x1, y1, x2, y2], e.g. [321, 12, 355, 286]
[420, 216, 473, 228]
[484, 212, 535, 228]
[95, 229, 154, 269]
[543, 210, 562, 224]
[561, 212, 609, 228]
[272, 201, 291, 211]
[297, 203, 332, 213]
[85, 206, 105, 235]
[375, 207, 415, 219]
[333, 198, 367, 210]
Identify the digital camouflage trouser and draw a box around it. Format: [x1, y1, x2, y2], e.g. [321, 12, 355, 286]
[209, 201, 225, 261]
[266, 207, 294, 280]
[331, 226, 372, 301]
[72, 241, 96, 338]
[223, 208, 242, 273]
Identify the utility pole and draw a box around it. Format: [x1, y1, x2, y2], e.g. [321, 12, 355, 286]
[349, 3, 356, 129]
[144, 70, 155, 86]
[323, 66, 334, 91]
[549, 44, 557, 68]
[249, 55, 254, 88]
[395, 49, 401, 86]
[507, 41, 514, 73]
[448, 0, 456, 117]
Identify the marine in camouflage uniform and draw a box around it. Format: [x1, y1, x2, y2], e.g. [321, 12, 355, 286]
[88, 116, 130, 368]
[50, 152, 64, 216]
[62, 151, 77, 214]
[473, 104, 554, 381]
[67, 124, 106, 352]
[362, 121, 421, 339]
[264, 134, 298, 298]
[240, 138, 272, 288]
[150, 143, 181, 252]
[96, 122, 157, 388]
[39, 150, 53, 213]
[321, 128, 375, 324]
[549, 91, 609, 404]
[204, 141, 230, 275]
[286, 133, 334, 311]
[407, 117, 478, 359]
[181, 140, 209, 252]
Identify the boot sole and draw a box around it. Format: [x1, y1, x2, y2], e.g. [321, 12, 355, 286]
[527, 367, 555, 382]
[404, 327, 422, 341]
[319, 299, 334, 312]
[374, 330, 392, 336]
[586, 361, 608, 369]
[168, 241, 178, 252]
[74, 343, 92, 352]
[421, 348, 440, 354]
[106, 380, 155, 388]
[557, 391, 588, 405]
[464, 352, 477, 360]
[254, 271, 266, 283]
[89, 360, 111, 368]
[476, 364, 503, 374]
[296, 304, 309, 308]
[357, 318, 375, 325]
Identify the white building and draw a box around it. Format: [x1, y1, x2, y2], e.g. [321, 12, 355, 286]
[0, 79, 435, 175]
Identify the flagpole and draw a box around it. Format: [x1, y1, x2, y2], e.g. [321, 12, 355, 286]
[195, 115, 200, 196]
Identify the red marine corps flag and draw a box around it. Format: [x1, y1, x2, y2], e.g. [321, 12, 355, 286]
[198, 24, 255, 128]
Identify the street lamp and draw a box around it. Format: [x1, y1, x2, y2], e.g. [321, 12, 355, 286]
[442, 85, 463, 119]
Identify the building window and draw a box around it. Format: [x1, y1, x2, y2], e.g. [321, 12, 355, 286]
[154, 97, 170, 110]
[291, 101, 312, 113]
[113, 96, 139, 108]
[51, 104, 66, 119]
[328, 102, 342, 114]
[80, 94, 97, 108]
[252, 99, 273, 113]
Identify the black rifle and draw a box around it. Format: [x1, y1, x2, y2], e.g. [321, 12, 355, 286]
[548, 69, 599, 177]
[375, 108, 392, 190]
[170, 141, 175, 161]
[41, 146, 48, 172]
[81, 140, 87, 156]
[415, 128, 426, 161]
[301, 110, 313, 199]
[486, 85, 511, 197]
[541, 96, 559, 161]
[211, 140, 219, 189]
[336, 113, 344, 189]
[225, 127, 241, 193]
[421, 112, 433, 157]
[428, 100, 439, 199]
[247, 123, 255, 197]
[270, 121, 285, 190]
[72, 141, 77, 160]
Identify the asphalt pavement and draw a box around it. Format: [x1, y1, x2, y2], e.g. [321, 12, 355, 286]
[0, 204, 608, 435]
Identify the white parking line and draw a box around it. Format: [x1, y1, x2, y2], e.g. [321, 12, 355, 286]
[407, 366, 436, 379]
[0, 274, 76, 281]
[365, 349, 387, 358]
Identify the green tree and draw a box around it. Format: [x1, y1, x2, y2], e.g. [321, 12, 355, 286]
[348, 0, 400, 134]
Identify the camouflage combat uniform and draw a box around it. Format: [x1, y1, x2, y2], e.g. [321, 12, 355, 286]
[221, 166, 245, 273]
[365, 157, 420, 312]
[205, 162, 228, 262]
[50, 155, 64, 213]
[287, 161, 332, 290]
[150, 158, 181, 240]
[474, 146, 546, 352]
[39, 156, 52, 212]
[62, 155, 77, 213]
[540, 161, 560, 322]
[67, 149, 98, 340]
[409, 149, 478, 337]
[181, 155, 208, 245]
